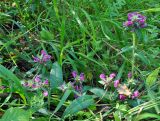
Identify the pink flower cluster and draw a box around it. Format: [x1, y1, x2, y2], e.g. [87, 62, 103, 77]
[99, 73, 116, 89]
[99, 73, 116, 81]
[72, 71, 85, 81]
[123, 12, 147, 30]
[131, 90, 139, 99]
[100, 73, 119, 88]
[23, 75, 49, 97]
[114, 80, 120, 88]
[99, 72, 140, 101]
[119, 91, 139, 101]
[71, 71, 85, 98]
[33, 50, 51, 63]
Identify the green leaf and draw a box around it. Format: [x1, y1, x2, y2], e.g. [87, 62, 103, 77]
[133, 113, 160, 121]
[0, 65, 26, 103]
[40, 29, 54, 40]
[135, 29, 143, 41]
[38, 108, 49, 115]
[147, 90, 160, 114]
[146, 67, 160, 87]
[0, 107, 30, 121]
[0, 65, 22, 91]
[81, 8, 96, 42]
[89, 88, 110, 100]
[117, 46, 133, 55]
[135, 52, 150, 65]
[142, 8, 160, 12]
[113, 111, 121, 121]
[115, 61, 125, 80]
[0, 93, 12, 108]
[62, 95, 95, 117]
[98, 81, 105, 85]
[54, 89, 72, 113]
[76, 52, 105, 68]
[0, 12, 10, 23]
[50, 62, 63, 89]
[31, 118, 49, 121]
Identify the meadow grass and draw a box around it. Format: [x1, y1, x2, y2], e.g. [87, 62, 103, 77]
[0, 0, 160, 120]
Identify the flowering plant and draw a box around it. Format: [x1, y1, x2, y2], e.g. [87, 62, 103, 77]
[22, 75, 49, 97]
[99, 72, 140, 101]
[123, 12, 147, 31]
[99, 73, 116, 89]
[33, 50, 51, 63]
[71, 71, 85, 98]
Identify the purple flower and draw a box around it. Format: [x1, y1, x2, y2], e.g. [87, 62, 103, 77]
[75, 85, 79, 91]
[32, 84, 37, 88]
[34, 75, 41, 83]
[128, 72, 132, 78]
[109, 73, 116, 79]
[124, 12, 147, 29]
[132, 90, 139, 99]
[71, 72, 84, 98]
[70, 81, 75, 89]
[74, 94, 79, 99]
[79, 85, 82, 91]
[44, 79, 49, 85]
[43, 91, 48, 97]
[123, 21, 133, 27]
[0, 86, 5, 89]
[79, 73, 84, 81]
[23, 82, 29, 87]
[72, 71, 77, 78]
[33, 50, 51, 63]
[139, 19, 145, 24]
[42, 54, 51, 62]
[140, 23, 147, 28]
[74, 85, 83, 99]
[114, 80, 120, 88]
[41, 50, 47, 56]
[33, 57, 40, 63]
[128, 12, 136, 20]
[119, 94, 126, 100]
[99, 74, 106, 80]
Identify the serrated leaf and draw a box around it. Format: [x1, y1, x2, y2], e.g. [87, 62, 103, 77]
[62, 95, 94, 117]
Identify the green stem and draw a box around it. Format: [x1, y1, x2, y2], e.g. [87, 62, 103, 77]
[132, 33, 136, 80]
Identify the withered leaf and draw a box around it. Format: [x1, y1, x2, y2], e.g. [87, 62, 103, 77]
[117, 84, 131, 96]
